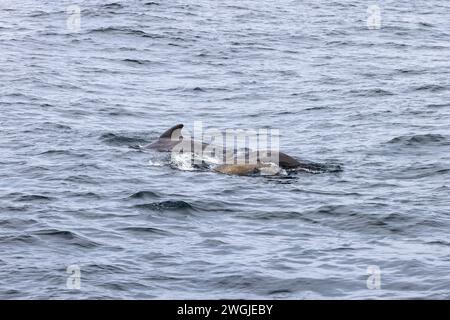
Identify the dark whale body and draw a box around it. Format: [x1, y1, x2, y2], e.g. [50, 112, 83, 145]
[143, 124, 339, 175]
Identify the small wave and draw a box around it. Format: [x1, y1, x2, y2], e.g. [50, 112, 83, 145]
[351, 88, 395, 97]
[122, 59, 144, 65]
[41, 122, 72, 131]
[418, 22, 434, 28]
[426, 103, 450, 109]
[293, 189, 361, 197]
[38, 150, 68, 156]
[102, 2, 124, 9]
[128, 191, 161, 199]
[0, 218, 40, 229]
[134, 201, 195, 212]
[33, 229, 100, 248]
[413, 84, 447, 92]
[122, 58, 154, 65]
[387, 134, 448, 146]
[16, 195, 53, 202]
[303, 205, 410, 234]
[393, 164, 450, 180]
[0, 234, 37, 244]
[75, 192, 102, 199]
[275, 111, 296, 115]
[28, 10, 55, 17]
[244, 211, 305, 221]
[38, 150, 87, 158]
[119, 227, 172, 236]
[81, 263, 129, 275]
[86, 27, 156, 38]
[426, 240, 450, 247]
[65, 174, 99, 185]
[395, 68, 425, 75]
[304, 106, 330, 111]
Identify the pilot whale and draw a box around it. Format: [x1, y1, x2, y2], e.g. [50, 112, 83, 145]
[140, 124, 339, 175]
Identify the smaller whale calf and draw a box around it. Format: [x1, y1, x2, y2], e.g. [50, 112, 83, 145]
[214, 164, 267, 176]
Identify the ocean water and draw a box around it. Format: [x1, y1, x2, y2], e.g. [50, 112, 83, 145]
[1, 0, 450, 299]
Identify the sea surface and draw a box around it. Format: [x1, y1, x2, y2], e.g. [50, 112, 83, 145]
[1, 0, 450, 299]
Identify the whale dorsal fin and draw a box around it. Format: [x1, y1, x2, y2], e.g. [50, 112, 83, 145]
[160, 124, 183, 139]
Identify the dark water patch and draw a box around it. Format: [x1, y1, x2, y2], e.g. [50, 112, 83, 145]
[86, 27, 155, 38]
[413, 84, 447, 92]
[392, 164, 450, 180]
[242, 211, 306, 221]
[418, 21, 434, 28]
[416, 218, 447, 229]
[0, 234, 38, 244]
[263, 175, 299, 184]
[122, 59, 144, 65]
[426, 103, 450, 109]
[433, 185, 449, 192]
[81, 263, 129, 275]
[40, 122, 72, 131]
[304, 106, 330, 111]
[2, 205, 32, 212]
[28, 10, 53, 18]
[274, 111, 295, 115]
[0, 289, 21, 298]
[134, 201, 195, 213]
[102, 2, 124, 9]
[37, 150, 87, 158]
[72, 192, 102, 199]
[99, 107, 138, 117]
[0, 218, 41, 230]
[395, 68, 426, 75]
[426, 240, 450, 246]
[207, 274, 347, 297]
[64, 174, 100, 185]
[122, 58, 156, 65]
[65, 163, 103, 172]
[15, 194, 54, 202]
[189, 200, 238, 213]
[302, 205, 413, 234]
[293, 188, 361, 197]
[387, 134, 448, 146]
[98, 281, 149, 292]
[198, 239, 228, 246]
[350, 88, 395, 97]
[100, 133, 149, 146]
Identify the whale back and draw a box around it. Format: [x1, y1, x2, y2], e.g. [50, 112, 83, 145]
[248, 150, 301, 169]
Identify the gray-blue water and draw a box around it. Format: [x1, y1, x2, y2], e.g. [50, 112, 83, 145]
[1, 0, 450, 299]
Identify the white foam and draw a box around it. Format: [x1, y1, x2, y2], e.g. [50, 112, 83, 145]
[148, 159, 165, 167]
[259, 162, 282, 176]
[169, 153, 196, 171]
